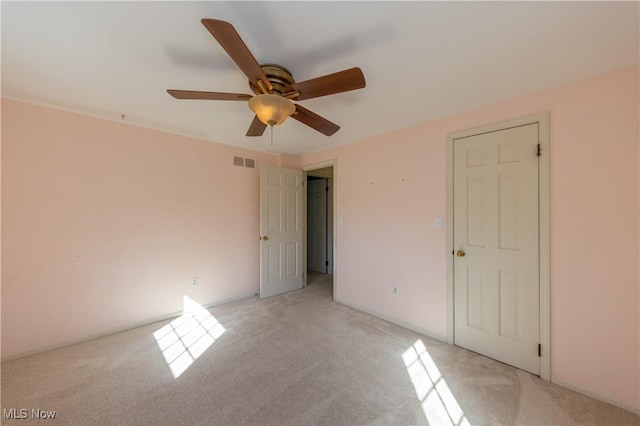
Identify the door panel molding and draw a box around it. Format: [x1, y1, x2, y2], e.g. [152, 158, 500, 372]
[446, 112, 550, 381]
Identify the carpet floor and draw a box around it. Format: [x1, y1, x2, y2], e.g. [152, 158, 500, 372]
[1, 272, 638, 425]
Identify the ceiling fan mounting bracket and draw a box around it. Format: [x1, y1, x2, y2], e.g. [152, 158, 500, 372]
[249, 64, 295, 96]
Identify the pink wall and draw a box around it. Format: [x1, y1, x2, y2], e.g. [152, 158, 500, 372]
[302, 66, 639, 412]
[1, 99, 278, 357]
[2, 66, 638, 412]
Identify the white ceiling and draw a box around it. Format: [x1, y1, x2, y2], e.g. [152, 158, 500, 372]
[2, 1, 638, 156]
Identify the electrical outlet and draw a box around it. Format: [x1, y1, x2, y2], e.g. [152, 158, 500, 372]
[393, 287, 398, 295]
[192, 276, 199, 287]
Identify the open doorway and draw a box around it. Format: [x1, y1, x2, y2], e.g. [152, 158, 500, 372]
[305, 165, 334, 295]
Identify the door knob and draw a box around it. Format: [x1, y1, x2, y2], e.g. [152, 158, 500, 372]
[456, 250, 466, 257]
[261, 236, 269, 241]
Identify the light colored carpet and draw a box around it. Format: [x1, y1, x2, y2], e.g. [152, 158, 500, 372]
[1, 272, 638, 425]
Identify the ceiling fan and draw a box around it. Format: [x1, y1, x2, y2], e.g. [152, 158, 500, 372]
[167, 19, 366, 137]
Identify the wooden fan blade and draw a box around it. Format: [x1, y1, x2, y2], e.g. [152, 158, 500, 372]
[246, 115, 267, 137]
[291, 67, 365, 101]
[201, 19, 272, 92]
[292, 104, 340, 136]
[167, 90, 252, 101]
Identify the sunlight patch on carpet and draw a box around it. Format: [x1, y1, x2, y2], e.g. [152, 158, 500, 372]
[153, 296, 225, 378]
[403, 340, 469, 425]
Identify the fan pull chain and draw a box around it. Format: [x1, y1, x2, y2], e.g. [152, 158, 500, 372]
[270, 125, 274, 146]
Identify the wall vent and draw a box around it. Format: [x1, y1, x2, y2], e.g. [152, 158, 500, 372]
[233, 156, 256, 169]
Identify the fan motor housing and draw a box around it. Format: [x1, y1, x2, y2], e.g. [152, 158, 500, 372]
[249, 64, 295, 95]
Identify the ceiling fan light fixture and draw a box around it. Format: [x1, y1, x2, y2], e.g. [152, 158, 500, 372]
[248, 94, 295, 126]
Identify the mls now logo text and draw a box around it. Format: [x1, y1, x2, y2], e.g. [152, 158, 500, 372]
[3, 408, 57, 420]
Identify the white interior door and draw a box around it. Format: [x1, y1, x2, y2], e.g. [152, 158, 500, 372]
[260, 166, 303, 298]
[307, 178, 328, 273]
[453, 123, 540, 375]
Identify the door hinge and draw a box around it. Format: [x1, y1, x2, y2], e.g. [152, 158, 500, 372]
[326, 186, 329, 192]
[325, 260, 329, 266]
[536, 143, 542, 157]
[538, 344, 542, 357]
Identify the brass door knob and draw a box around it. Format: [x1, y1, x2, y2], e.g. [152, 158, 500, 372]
[456, 250, 466, 257]
[261, 236, 269, 241]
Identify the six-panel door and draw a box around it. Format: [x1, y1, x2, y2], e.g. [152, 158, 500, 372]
[260, 166, 304, 298]
[453, 123, 540, 375]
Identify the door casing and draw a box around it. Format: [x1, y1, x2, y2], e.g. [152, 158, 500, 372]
[446, 112, 550, 381]
[303, 160, 337, 299]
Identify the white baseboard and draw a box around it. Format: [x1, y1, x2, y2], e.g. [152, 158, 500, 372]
[334, 298, 447, 343]
[1, 292, 256, 362]
[551, 375, 640, 416]
[335, 300, 639, 416]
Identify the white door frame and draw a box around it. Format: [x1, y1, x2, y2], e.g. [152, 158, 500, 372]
[303, 159, 337, 299]
[446, 112, 550, 381]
